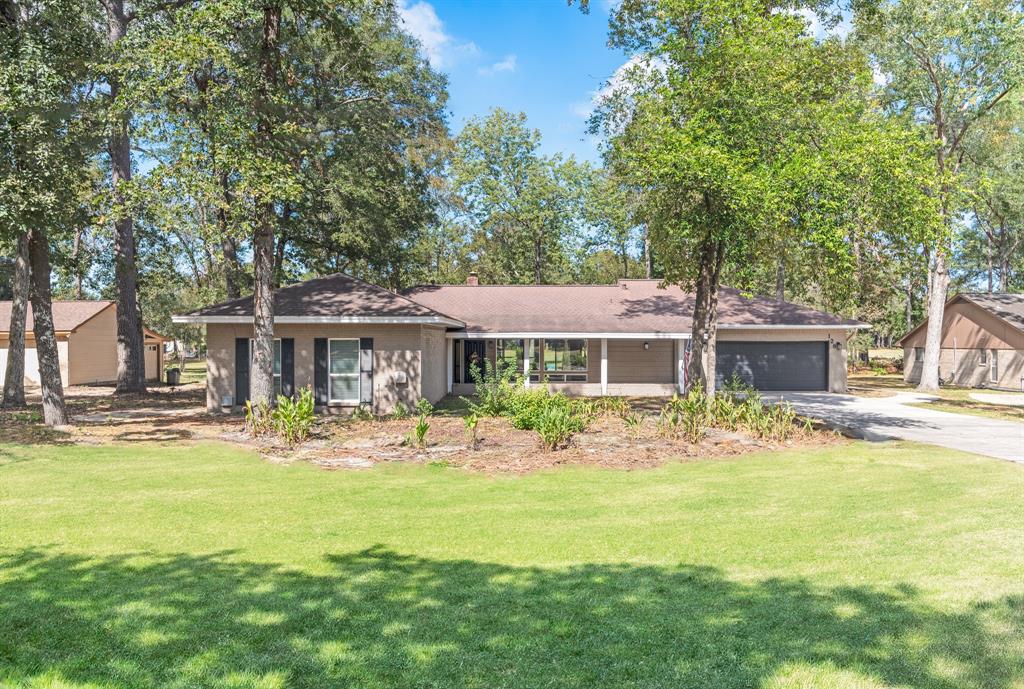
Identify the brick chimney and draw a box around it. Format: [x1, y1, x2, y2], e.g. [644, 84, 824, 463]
[466, 271, 479, 286]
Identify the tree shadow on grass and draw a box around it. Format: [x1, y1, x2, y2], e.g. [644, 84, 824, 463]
[0, 547, 1020, 689]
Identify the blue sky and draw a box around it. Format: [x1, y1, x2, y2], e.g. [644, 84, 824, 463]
[397, 0, 629, 162]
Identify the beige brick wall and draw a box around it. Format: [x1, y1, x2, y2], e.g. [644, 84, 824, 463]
[905, 345, 1024, 391]
[206, 323, 439, 413]
[419, 326, 448, 403]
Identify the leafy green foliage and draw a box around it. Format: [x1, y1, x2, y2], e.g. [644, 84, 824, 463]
[408, 413, 430, 449]
[463, 360, 523, 417]
[245, 399, 274, 437]
[658, 391, 710, 443]
[452, 108, 595, 284]
[391, 401, 411, 421]
[271, 388, 315, 448]
[415, 398, 435, 417]
[623, 411, 645, 439]
[532, 404, 581, 451]
[463, 412, 481, 449]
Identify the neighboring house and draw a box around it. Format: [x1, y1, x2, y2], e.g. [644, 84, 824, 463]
[174, 273, 868, 414]
[0, 300, 166, 387]
[900, 292, 1024, 391]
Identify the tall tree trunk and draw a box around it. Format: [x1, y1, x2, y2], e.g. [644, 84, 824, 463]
[102, 0, 146, 394]
[643, 223, 652, 279]
[221, 233, 241, 299]
[918, 107, 953, 393]
[248, 3, 281, 411]
[918, 246, 949, 391]
[27, 228, 69, 426]
[685, 236, 725, 396]
[2, 232, 30, 408]
[216, 167, 241, 299]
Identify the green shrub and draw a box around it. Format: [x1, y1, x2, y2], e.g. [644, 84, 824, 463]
[271, 388, 315, 447]
[415, 398, 434, 416]
[463, 412, 480, 449]
[658, 389, 709, 443]
[721, 373, 755, 396]
[407, 413, 430, 448]
[623, 411, 645, 439]
[533, 404, 583, 451]
[391, 401, 410, 421]
[463, 359, 521, 416]
[350, 405, 374, 422]
[245, 399, 274, 437]
[506, 387, 558, 429]
[589, 396, 631, 417]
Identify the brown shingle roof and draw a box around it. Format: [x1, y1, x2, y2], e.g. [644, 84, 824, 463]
[961, 293, 1024, 331]
[0, 300, 113, 333]
[403, 280, 865, 334]
[898, 292, 1024, 345]
[178, 273, 462, 322]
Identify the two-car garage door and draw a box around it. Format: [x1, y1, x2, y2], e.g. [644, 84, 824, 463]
[715, 341, 828, 391]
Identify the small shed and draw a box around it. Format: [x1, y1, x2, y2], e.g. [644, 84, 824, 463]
[0, 300, 166, 387]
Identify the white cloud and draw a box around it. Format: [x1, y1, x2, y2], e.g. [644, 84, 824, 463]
[397, 0, 479, 69]
[478, 54, 517, 76]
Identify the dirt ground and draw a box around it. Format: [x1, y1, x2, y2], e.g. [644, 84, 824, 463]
[0, 382, 845, 473]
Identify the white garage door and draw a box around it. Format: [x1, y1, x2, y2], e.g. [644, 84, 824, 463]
[0, 345, 41, 386]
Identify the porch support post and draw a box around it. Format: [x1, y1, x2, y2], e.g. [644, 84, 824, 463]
[600, 338, 608, 395]
[446, 338, 453, 394]
[676, 338, 686, 393]
[523, 339, 531, 388]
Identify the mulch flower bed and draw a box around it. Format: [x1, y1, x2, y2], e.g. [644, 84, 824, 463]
[0, 386, 845, 474]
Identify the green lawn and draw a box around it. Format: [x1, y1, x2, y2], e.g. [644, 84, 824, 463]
[162, 358, 207, 385]
[1, 441, 1022, 689]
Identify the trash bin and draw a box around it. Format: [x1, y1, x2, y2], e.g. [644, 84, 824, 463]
[166, 368, 181, 386]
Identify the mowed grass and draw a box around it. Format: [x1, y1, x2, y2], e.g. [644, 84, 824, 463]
[1, 441, 1022, 689]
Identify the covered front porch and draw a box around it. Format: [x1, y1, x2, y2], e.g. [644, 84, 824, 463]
[446, 334, 690, 397]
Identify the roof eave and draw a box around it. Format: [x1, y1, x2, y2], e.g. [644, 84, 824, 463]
[171, 314, 466, 328]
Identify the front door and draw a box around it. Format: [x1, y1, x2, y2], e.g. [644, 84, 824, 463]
[463, 340, 486, 383]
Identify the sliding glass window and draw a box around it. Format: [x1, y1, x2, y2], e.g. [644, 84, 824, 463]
[542, 339, 587, 372]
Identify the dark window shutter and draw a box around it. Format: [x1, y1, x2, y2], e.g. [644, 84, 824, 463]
[234, 338, 250, 406]
[281, 338, 295, 398]
[359, 337, 374, 406]
[313, 338, 328, 405]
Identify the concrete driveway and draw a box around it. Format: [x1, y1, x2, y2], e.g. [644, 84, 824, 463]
[771, 392, 1024, 464]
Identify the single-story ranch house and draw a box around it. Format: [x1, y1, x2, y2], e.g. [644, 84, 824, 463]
[0, 300, 166, 387]
[174, 273, 868, 414]
[901, 292, 1024, 391]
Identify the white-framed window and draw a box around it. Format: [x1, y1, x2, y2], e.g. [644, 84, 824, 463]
[328, 338, 360, 403]
[496, 339, 524, 372]
[990, 350, 998, 383]
[980, 349, 988, 366]
[539, 339, 588, 381]
[249, 339, 282, 397]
